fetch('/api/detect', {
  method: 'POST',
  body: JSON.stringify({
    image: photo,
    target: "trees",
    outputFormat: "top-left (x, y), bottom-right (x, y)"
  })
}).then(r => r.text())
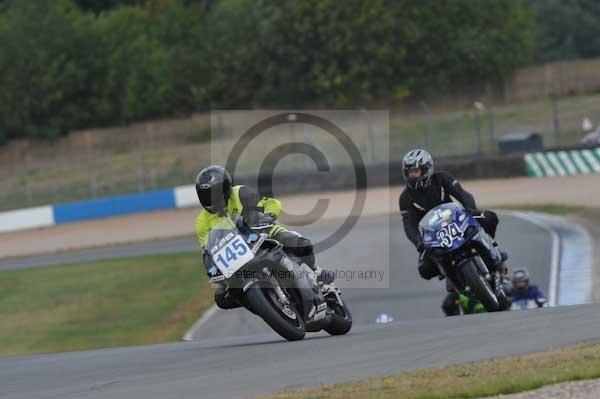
top-left (0, 0), bottom-right (97, 140)
top-left (0, 0), bottom-right (538, 142)
top-left (182, 0), bottom-right (257, 109)
top-left (73, 0), bottom-right (146, 14)
top-left (395, 0), bottom-right (534, 96)
top-left (92, 6), bottom-right (172, 124)
top-left (0, 0), bottom-right (206, 139)
top-left (180, 0), bottom-right (535, 107)
top-left (251, 0), bottom-right (406, 106)
top-left (528, 0), bottom-right (600, 62)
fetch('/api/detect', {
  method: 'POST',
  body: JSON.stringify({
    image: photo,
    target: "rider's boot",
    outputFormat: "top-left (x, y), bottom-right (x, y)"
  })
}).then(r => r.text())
top-left (441, 292), bottom-right (461, 316)
top-left (301, 253), bottom-right (336, 285)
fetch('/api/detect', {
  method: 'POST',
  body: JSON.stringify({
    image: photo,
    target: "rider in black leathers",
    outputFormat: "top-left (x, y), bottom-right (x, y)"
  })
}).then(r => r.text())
top-left (398, 149), bottom-right (507, 315)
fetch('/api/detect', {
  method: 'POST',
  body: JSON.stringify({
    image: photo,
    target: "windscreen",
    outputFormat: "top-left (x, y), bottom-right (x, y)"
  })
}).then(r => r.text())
top-left (418, 202), bottom-right (462, 233)
top-left (206, 216), bottom-right (240, 256)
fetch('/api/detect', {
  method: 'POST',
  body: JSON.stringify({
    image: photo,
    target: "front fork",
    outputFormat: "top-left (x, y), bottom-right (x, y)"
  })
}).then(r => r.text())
top-left (473, 251), bottom-right (507, 299)
top-left (475, 231), bottom-right (504, 271)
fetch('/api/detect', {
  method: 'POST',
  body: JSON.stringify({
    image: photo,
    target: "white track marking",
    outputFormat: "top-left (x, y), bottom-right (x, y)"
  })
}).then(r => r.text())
top-left (182, 305), bottom-right (219, 341)
top-left (502, 211), bottom-right (560, 307)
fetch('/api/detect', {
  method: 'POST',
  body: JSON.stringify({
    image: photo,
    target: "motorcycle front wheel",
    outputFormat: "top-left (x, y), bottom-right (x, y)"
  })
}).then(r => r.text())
top-left (461, 259), bottom-right (500, 312)
top-left (245, 282), bottom-right (306, 341)
top-left (324, 301), bottom-right (352, 336)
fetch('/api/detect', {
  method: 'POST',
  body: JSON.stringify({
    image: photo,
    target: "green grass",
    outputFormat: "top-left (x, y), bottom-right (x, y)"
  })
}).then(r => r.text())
top-left (260, 341), bottom-right (600, 399)
top-left (0, 252), bottom-right (213, 357)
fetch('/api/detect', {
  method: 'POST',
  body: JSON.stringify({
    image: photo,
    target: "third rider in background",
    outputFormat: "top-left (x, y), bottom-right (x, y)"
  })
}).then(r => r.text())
top-left (507, 268), bottom-right (547, 310)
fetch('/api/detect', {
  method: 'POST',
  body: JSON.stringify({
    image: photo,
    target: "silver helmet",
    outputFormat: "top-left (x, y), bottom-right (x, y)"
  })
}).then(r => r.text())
top-left (402, 149), bottom-right (434, 190)
top-left (511, 268), bottom-right (530, 285)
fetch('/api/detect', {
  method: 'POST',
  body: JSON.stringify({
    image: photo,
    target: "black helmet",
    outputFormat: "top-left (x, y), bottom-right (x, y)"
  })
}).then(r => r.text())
top-left (511, 268), bottom-right (530, 293)
top-left (402, 149), bottom-right (434, 190)
top-left (195, 165), bottom-right (232, 214)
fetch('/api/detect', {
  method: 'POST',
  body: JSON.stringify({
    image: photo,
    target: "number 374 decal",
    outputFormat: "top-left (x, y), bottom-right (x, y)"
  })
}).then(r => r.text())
top-left (436, 223), bottom-right (463, 247)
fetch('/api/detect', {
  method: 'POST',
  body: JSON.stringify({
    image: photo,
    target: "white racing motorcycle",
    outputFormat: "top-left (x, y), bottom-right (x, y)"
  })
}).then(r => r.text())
top-left (205, 215), bottom-right (352, 341)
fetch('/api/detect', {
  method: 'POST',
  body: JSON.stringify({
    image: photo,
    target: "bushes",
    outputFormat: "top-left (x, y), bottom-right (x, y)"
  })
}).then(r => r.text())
top-left (398, 0), bottom-right (534, 95)
top-left (527, 0), bottom-right (600, 62)
top-left (172, 0), bottom-right (534, 108)
top-left (0, 0), bottom-right (205, 140)
top-left (251, 0), bottom-right (407, 106)
top-left (92, 6), bottom-right (171, 123)
top-left (0, 0), bottom-right (98, 140)
top-left (0, 0), bottom-right (536, 142)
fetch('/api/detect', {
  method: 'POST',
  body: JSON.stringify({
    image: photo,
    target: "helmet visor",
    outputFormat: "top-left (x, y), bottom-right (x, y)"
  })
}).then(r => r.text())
top-left (197, 187), bottom-right (226, 214)
top-left (408, 167), bottom-right (422, 178)
top-left (514, 280), bottom-right (528, 289)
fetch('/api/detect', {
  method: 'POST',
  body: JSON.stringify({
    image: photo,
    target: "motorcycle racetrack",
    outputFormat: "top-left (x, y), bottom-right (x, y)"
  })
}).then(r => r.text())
top-left (1, 214), bottom-right (598, 399)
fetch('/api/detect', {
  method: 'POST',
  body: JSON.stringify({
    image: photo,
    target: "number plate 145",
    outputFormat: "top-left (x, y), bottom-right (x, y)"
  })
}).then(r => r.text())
top-left (212, 235), bottom-right (255, 278)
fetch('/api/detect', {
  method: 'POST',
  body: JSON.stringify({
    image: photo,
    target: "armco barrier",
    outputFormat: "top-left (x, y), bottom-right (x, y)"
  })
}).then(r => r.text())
top-left (0, 189), bottom-right (185, 234)
top-left (0, 154), bottom-right (527, 234)
top-left (53, 189), bottom-right (175, 224)
top-left (0, 206), bottom-right (55, 234)
top-left (525, 147), bottom-right (600, 177)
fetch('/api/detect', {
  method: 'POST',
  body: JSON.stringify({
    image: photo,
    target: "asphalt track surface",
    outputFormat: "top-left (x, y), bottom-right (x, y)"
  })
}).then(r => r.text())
top-left (2, 215), bottom-right (595, 399)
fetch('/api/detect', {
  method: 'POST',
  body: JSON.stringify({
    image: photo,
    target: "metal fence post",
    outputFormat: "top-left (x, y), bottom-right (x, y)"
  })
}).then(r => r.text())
top-left (90, 174), bottom-right (97, 199)
top-left (551, 95), bottom-right (561, 146)
top-left (361, 109), bottom-right (377, 164)
top-left (150, 168), bottom-right (157, 190)
top-left (137, 152), bottom-right (145, 193)
top-left (420, 102), bottom-right (433, 150)
top-left (487, 105), bottom-right (496, 153)
top-left (25, 180), bottom-right (33, 206)
top-left (488, 109), bottom-right (495, 153)
top-left (485, 86), bottom-right (496, 153)
top-left (473, 105), bottom-right (483, 156)
top-left (24, 153), bottom-right (33, 206)
top-left (477, 115), bottom-right (482, 156)
top-left (84, 131), bottom-right (98, 199)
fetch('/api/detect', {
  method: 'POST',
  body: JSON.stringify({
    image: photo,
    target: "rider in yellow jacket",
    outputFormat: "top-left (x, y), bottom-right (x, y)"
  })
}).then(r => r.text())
top-left (195, 184), bottom-right (285, 249)
top-left (195, 165), bottom-right (334, 309)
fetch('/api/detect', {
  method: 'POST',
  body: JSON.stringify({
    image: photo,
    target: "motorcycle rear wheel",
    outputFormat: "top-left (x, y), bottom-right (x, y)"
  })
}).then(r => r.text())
top-left (324, 301), bottom-right (352, 336)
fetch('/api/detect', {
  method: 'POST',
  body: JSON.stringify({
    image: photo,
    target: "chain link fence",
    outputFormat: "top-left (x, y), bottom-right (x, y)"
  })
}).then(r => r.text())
top-left (1, 92), bottom-right (599, 212)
